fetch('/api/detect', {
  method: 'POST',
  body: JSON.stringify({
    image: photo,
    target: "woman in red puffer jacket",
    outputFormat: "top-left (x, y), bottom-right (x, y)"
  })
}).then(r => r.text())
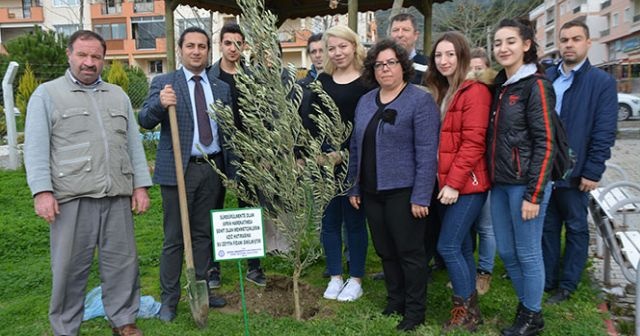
top-left (424, 31), bottom-right (491, 333)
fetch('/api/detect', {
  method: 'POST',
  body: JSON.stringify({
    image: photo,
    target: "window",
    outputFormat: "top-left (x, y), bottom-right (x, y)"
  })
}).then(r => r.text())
top-left (53, 0), bottom-right (79, 6)
top-left (149, 60), bottom-right (163, 74)
top-left (177, 18), bottom-right (211, 35)
top-left (625, 8), bottom-right (632, 22)
top-left (132, 16), bottom-right (165, 49)
top-left (55, 24), bottom-right (80, 37)
top-left (613, 13), bottom-right (619, 27)
top-left (94, 23), bottom-right (127, 40)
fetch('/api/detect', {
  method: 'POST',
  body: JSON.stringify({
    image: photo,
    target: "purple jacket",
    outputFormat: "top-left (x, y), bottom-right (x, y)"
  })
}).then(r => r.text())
top-left (348, 84), bottom-right (440, 206)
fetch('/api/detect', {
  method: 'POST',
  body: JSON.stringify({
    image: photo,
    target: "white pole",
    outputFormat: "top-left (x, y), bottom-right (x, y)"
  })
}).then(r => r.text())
top-left (2, 61), bottom-right (20, 170)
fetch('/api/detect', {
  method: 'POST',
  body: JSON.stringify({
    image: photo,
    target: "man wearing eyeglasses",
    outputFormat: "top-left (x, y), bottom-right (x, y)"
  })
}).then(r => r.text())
top-left (207, 22), bottom-right (268, 289)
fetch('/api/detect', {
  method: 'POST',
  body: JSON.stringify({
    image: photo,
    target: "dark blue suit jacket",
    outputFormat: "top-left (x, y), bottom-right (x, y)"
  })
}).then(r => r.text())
top-left (138, 68), bottom-right (232, 186)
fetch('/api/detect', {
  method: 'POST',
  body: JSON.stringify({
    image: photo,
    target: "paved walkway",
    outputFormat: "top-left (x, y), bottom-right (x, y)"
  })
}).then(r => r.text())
top-left (589, 138), bottom-right (640, 328)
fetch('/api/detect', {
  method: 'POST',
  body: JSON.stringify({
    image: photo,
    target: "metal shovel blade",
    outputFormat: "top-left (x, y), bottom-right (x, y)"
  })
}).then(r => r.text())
top-left (185, 268), bottom-right (209, 328)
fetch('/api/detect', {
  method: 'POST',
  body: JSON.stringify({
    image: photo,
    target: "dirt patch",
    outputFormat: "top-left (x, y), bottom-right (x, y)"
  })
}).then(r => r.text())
top-left (219, 275), bottom-right (331, 320)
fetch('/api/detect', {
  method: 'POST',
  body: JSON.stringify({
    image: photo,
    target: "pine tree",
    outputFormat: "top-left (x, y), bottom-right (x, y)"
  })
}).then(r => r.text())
top-left (15, 62), bottom-right (40, 129)
top-left (0, 26), bottom-right (68, 83)
top-left (106, 60), bottom-right (129, 92)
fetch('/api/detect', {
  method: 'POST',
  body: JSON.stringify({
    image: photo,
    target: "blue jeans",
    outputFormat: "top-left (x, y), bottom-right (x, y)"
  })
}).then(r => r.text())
top-left (491, 183), bottom-right (552, 312)
top-left (542, 187), bottom-right (590, 292)
top-left (321, 195), bottom-right (367, 277)
top-left (474, 196), bottom-right (496, 273)
top-left (438, 192), bottom-right (487, 299)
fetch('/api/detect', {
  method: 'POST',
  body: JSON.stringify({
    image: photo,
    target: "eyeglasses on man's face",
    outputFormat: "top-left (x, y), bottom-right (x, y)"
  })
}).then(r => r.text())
top-left (374, 59), bottom-right (400, 70)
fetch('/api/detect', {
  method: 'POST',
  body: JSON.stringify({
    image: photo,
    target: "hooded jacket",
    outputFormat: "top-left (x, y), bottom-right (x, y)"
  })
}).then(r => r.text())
top-left (437, 70), bottom-right (494, 195)
top-left (487, 64), bottom-right (556, 204)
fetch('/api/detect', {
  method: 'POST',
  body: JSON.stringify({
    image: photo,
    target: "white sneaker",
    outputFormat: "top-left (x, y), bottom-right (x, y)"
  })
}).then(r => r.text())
top-left (323, 278), bottom-right (344, 300)
top-left (337, 278), bottom-right (363, 302)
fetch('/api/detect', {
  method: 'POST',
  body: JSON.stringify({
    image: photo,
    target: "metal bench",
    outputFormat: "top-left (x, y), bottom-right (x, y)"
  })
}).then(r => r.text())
top-left (589, 163), bottom-right (640, 335)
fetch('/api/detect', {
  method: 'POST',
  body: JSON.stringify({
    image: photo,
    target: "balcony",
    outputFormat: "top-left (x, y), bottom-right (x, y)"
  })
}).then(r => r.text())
top-left (102, 3), bottom-right (122, 15)
top-left (91, 1), bottom-right (164, 19)
top-left (134, 2), bottom-right (154, 13)
top-left (601, 28), bottom-right (610, 37)
top-left (601, 0), bottom-right (611, 10)
top-left (0, 6), bottom-right (44, 24)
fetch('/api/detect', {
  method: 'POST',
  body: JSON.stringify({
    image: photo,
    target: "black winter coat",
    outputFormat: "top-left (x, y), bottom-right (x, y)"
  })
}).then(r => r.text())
top-left (487, 69), bottom-right (557, 204)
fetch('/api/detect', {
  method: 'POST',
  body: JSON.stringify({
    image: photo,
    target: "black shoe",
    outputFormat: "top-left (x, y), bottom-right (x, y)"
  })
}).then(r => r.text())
top-left (209, 293), bottom-right (227, 308)
top-left (208, 267), bottom-right (221, 289)
top-left (158, 304), bottom-right (176, 322)
top-left (396, 318), bottom-right (424, 332)
top-left (371, 272), bottom-right (385, 281)
top-left (246, 268), bottom-right (266, 287)
top-left (546, 288), bottom-right (571, 305)
top-left (501, 306), bottom-right (544, 336)
top-left (381, 306), bottom-right (404, 317)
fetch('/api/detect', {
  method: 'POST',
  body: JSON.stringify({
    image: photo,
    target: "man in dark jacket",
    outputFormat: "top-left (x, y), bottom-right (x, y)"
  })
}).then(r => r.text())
top-left (389, 13), bottom-right (428, 84)
top-left (299, 33), bottom-right (324, 86)
top-left (543, 20), bottom-right (618, 304)
top-left (207, 22), bottom-right (267, 288)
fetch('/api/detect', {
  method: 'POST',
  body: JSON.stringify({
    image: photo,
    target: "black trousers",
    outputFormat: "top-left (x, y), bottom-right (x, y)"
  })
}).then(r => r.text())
top-left (159, 154), bottom-right (224, 308)
top-left (363, 188), bottom-right (428, 322)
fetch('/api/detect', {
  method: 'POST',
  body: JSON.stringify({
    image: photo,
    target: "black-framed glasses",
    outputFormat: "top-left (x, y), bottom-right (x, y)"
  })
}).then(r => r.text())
top-left (374, 59), bottom-right (400, 70)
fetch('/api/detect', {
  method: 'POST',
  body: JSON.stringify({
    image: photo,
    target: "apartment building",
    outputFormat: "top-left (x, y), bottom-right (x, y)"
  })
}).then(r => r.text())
top-left (529, 0), bottom-right (607, 64)
top-left (529, 0), bottom-right (640, 91)
top-left (0, 0), bottom-right (44, 43)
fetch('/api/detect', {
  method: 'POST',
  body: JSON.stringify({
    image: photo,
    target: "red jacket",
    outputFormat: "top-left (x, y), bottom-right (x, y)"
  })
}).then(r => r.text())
top-left (437, 74), bottom-right (492, 195)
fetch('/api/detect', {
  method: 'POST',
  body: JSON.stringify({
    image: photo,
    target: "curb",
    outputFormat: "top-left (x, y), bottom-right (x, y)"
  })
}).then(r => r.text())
top-left (599, 302), bottom-right (619, 336)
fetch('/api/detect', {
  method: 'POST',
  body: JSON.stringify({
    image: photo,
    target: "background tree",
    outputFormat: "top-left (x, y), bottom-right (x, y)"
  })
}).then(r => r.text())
top-left (15, 62), bottom-right (40, 130)
top-left (124, 66), bottom-right (149, 109)
top-left (433, 0), bottom-right (543, 51)
top-left (209, 0), bottom-right (350, 321)
top-left (0, 26), bottom-right (68, 84)
top-left (105, 60), bottom-right (129, 92)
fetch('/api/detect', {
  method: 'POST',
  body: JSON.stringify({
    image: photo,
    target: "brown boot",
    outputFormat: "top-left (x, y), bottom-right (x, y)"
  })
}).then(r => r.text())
top-left (442, 294), bottom-right (482, 333)
top-left (476, 271), bottom-right (492, 295)
top-left (467, 290), bottom-right (483, 327)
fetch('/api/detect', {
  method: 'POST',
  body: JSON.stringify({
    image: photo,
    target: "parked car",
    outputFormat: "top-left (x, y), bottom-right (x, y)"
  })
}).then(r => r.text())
top-left (617, 93), bottom-right (640, 121)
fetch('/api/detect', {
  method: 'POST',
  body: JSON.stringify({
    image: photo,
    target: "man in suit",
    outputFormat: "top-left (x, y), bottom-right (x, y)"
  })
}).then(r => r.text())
top-left (138, 26), bottom-right (230, 322)
top-left (389, 13), bottom-right (428, 84)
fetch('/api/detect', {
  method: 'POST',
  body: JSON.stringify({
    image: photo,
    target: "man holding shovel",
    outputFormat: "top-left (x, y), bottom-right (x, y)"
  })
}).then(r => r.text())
top-left (25, 30), bottom-right (151, 336)
top-left (139, 27), bottom-right (230, 323)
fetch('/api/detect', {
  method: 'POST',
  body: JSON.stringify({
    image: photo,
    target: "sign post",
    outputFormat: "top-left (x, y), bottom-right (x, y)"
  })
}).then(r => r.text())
top-left (211, 208), bottom-right (265, 336)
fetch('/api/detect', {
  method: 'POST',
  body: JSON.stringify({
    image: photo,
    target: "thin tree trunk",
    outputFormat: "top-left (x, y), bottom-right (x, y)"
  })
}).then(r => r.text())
top-left (293, 268), bottom-right (302, 321)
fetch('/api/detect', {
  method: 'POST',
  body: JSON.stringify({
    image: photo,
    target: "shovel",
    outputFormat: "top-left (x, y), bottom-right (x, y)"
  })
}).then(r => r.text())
top-left (167, 105), bottom-right (209, 328)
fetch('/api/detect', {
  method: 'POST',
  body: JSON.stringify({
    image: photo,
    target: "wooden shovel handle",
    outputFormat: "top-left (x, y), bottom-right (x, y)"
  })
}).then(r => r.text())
top-left (167, 105), bottom-right (196, 270)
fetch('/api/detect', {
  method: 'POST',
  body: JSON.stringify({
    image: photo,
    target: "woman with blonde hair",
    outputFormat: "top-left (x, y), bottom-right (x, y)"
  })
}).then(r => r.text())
top-left (315, 25), bottom-right (370, 302)
top-left (424, 31), bottom-right (491, 333)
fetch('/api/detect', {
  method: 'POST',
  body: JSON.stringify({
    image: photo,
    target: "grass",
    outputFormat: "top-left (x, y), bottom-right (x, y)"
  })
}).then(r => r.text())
top-left (0, 168), bottom-right (610, 335)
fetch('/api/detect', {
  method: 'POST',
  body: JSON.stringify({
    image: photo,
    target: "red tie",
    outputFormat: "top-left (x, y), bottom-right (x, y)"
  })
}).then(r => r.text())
top-left (193, 75), bottom-right (213, 146)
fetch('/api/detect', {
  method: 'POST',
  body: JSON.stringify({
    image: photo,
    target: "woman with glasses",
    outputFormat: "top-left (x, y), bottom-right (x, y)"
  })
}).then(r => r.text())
top-left (348, 39), bottom-right (439, 332)
top-left (424, 31), bottom-right (491, 332)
